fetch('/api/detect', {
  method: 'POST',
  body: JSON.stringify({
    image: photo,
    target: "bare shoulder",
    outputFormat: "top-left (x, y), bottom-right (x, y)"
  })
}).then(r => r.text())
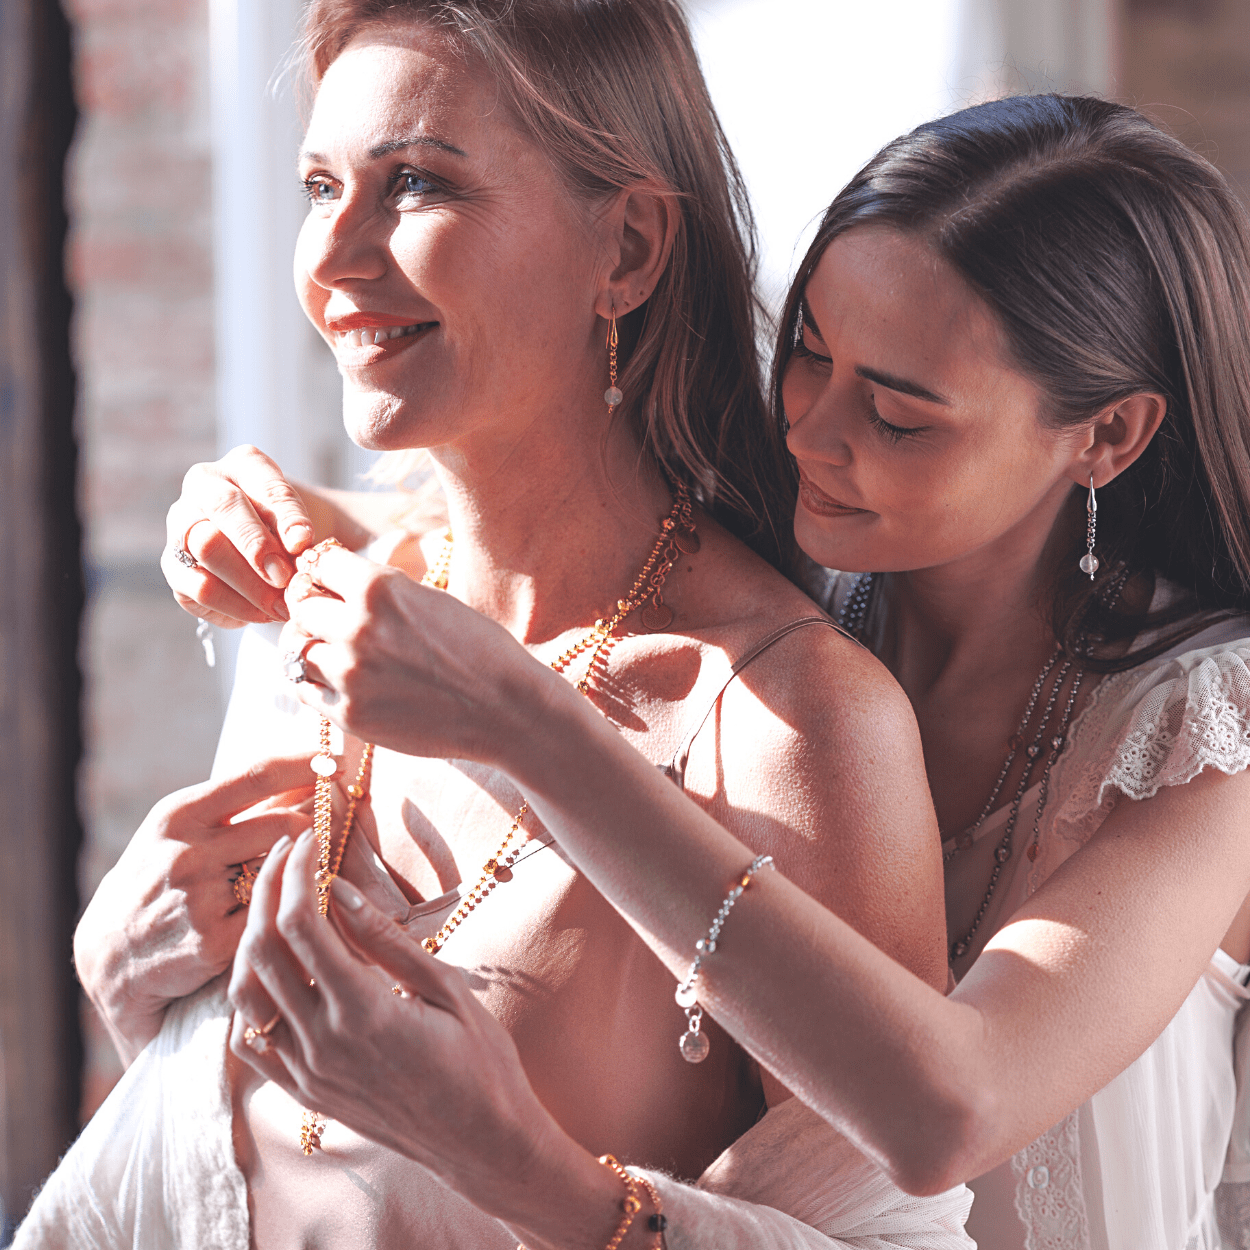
top-left (678, 535), bottom-right (946, 987)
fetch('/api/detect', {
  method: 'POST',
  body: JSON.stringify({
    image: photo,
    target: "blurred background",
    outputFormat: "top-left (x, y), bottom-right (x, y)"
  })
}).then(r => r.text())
top-left (1, 0), bottom-right (1248, 1235)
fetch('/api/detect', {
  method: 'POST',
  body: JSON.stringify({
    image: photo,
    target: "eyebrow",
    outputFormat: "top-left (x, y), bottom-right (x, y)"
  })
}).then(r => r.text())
top-left (300, 135), bottom-right (469, 163)
top-left (800, 296), bottom-right (952, 407)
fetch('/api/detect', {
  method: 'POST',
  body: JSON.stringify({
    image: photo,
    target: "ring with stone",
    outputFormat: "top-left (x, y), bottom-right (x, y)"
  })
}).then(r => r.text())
top-left (283, 638), bottom-right (320, 684)
top-left (232, 861), bottom-right (258, 907)
top-left (242, 1012), bottom-right (282, 1049)
top-left (173, 517), bottom-right (211, 570)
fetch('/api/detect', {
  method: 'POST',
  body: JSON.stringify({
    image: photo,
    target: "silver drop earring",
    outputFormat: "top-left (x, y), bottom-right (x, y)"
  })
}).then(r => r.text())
top-left (1080, 475), bottom-right (1099, 579)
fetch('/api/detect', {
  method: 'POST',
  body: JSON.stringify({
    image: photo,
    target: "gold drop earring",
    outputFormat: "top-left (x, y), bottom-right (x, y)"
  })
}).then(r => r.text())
top-left (604, 306), bottom-right (623, 415)
top-left (1080, 474), bottom-right (1099, 579)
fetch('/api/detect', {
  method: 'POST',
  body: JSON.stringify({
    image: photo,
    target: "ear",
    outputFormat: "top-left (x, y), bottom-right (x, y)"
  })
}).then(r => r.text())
top-left (593, 186), bottom-right (678, 320)
top-left (1070, 392), bottom-right (1168, 490)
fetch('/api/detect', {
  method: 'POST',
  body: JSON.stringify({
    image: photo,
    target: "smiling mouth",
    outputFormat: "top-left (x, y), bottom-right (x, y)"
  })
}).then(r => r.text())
top-left (797, 468), bottom-right (869, 518)
top-left (334, 322), bottom-right (435, 349)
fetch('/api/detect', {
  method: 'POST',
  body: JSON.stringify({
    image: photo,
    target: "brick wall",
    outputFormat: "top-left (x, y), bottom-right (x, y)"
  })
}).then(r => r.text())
top-left (66, 0), bottom-right (223, 1119)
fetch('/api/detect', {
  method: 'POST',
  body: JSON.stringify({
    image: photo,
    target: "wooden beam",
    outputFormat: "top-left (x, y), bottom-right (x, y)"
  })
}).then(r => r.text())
top-left (0, 0), bottom-right (83, 1229)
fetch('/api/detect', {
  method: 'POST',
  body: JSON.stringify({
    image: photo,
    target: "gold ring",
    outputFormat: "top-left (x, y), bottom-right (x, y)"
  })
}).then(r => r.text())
top-left (242, 1012), bottom-right (282, 1047)
top-left (296, 536), bottom-right (343, 583)
top-left (232, 861), bottom-right (258, 907)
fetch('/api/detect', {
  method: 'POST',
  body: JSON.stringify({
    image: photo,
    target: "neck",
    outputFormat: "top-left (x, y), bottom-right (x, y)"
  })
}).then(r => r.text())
top-left (881, 482), bottom-right (1081, 701)
top-left (428, 411), bottom-right (674, 644)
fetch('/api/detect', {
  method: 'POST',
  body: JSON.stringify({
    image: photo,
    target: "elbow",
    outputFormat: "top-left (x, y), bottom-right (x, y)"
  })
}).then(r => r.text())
top-left (880, 1071), bottom-right (1002, 1197)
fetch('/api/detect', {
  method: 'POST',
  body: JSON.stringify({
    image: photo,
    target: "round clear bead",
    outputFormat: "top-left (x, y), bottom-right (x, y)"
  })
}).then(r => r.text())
top-left (1079, 552), bottom-right (1099, 576)
top-left (680, 1029), bottom-right (711, 1063)
top-left (310, 753), bottom-right (338, 777)
top-left (675, 983), bottom-right (699, 1008)
top-left (604, 386), bottom-right (624, 407)
top-left (695, 937), bottom-right (716, 954)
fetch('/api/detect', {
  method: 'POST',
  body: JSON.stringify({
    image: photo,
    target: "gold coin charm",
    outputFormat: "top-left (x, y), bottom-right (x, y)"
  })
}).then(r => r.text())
top-left (674, 527), bottom-right (700, 554)
top-left (640, 602), bottom-right (674, 632)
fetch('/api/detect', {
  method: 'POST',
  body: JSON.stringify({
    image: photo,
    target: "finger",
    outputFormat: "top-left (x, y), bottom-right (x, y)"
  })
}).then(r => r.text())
top-left (285, 579), bottom-right (355, 645)
top-left (228, 1009), bottom-right (304, 1094)
top-left (273, 828), bottom-right (367, 1004)
top-left (187, 755), bottom-right (323, 824)
top-left (220, 445), bottom-right (316, 557)
top-left (217, 809), bottom-right (311, 869)
top-left (181, 511), bottom-right (290, 621)
top-left (294, 543), bottom-right (389, 601)
top-left (184, 456), bottom-right (297, 590)
top-left (229, 835), bottom-right (318, 1044)
top-left (330, 878), bottom-right (465, 1014)
top-left (161, 543), bottom-right (275, 626)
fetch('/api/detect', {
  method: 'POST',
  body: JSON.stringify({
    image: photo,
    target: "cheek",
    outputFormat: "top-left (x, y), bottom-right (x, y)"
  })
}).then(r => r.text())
top-left (294, 222), bottom-right (328, 328)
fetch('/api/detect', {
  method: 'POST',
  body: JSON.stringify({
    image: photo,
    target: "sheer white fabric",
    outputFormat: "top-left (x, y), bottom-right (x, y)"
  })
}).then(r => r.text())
top-left (16, 618), bottom-right (975, 1248)
top-left (820, 570), bottom-right (1250, 1250)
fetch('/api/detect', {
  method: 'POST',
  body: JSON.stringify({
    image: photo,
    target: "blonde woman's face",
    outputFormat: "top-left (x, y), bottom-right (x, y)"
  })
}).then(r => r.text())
top-left (295, 24), bottom-right (604, 453)
top-left (783, 226), bottom-right (1081, 575)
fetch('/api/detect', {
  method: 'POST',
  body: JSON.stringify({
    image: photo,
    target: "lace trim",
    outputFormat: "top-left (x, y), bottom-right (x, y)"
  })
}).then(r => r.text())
top-left (1027, 641), bottom-right (1250, 897)
top-left (1010, 1112), bottom-right (1092, 1250)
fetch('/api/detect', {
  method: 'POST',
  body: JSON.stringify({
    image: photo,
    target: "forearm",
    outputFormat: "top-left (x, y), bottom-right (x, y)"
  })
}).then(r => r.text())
top-left (503, 683), bottom-right (986, 1193)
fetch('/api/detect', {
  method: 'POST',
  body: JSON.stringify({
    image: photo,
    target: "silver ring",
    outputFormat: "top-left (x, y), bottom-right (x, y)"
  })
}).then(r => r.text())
top-left (174, 546), bottom-right (198, 569)
top-left (283, 638), bottom-right (319, 684)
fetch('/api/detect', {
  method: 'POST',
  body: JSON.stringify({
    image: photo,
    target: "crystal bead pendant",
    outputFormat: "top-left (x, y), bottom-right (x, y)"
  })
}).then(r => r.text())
top-left (679, 1028), bottom-right (710, 1063)
top-left (1079, 553), bottom-right (1099, 576)
top-left (604, 386), bottom-right (624, 407)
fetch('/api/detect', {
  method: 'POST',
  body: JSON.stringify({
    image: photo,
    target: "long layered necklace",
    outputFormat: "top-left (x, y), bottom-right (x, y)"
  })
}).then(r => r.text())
top-left (296, 487), bottom-right (698, 1152)
top-left (838, 572), bottom-right (1106, 964)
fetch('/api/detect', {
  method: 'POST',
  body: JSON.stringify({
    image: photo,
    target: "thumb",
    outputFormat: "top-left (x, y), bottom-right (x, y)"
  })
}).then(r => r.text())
top-left (330, 878), bottom-right (464, 1014)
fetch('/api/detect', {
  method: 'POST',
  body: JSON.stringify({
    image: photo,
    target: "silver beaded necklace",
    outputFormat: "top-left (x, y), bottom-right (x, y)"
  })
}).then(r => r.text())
top-left (837, 572), bottom-right (1091, 964)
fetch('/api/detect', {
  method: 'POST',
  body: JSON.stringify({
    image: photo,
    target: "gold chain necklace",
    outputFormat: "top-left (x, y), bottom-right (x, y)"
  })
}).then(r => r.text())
top-left (421, 484), bottom-right (697, 956)
top-left (297, 487), bottom-right (698, 1150)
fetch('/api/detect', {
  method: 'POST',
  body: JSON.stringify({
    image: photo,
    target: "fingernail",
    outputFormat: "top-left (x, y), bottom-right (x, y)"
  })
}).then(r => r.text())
top-left (332, 878), bottom-right (365, 910)
top-left (263, 556), bottom-right (290, 588)
top-left (271, 599), bottom-right (290, 622)
top-left (286, 523), bottom-right (314, 548)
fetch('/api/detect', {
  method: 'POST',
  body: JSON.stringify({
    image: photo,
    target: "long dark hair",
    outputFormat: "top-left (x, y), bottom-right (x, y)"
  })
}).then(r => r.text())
top-left (301, 0), bottom-right (796, 570)
top-left (774, 94), bottom-right (1250, 668)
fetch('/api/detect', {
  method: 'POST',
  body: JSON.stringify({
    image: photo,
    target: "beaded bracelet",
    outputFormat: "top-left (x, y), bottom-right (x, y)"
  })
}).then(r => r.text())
top-left (675, 854), bottom-right (775, 1063)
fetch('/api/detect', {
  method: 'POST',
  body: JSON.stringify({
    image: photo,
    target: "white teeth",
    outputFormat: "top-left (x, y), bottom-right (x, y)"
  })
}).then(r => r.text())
top-left (336, 323), bottom-right (425, 348)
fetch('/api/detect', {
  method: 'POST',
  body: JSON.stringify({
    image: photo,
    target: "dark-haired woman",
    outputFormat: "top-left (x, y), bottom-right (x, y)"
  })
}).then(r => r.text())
top-left (26, 2), bottom-right (978, 1249)
top-left (149, 96), bottom-right (1250, 1248)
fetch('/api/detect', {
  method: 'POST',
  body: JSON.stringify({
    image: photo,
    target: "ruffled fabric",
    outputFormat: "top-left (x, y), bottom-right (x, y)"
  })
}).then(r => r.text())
top-left (1030, 638), bottom-right (1250, 895)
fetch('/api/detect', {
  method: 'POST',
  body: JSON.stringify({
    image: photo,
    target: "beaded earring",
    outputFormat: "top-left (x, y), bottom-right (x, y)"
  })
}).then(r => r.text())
top-left (1080, 474), bottom-right (1099, 579)
top-left (604, 307), bottom-right (623, 415)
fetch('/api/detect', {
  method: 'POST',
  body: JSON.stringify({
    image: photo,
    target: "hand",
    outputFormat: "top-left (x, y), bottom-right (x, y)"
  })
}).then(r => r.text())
top-left (279, 542), bottom-right (556, 768)
top-left (75, 756), bottom-right (316, 1065)
top-left (162, 444), bottom-right (316, 628)
top-left (228, 832), bottom-right (573, 1217)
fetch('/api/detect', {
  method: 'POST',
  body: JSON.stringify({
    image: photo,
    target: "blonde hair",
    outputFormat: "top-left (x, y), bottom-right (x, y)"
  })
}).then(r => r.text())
top-left (301, 0), bottom-right (797, 569)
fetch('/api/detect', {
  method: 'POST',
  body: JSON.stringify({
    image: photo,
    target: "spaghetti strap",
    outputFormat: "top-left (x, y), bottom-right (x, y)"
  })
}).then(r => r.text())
top-left (663, 616), bottom-right (858, 790)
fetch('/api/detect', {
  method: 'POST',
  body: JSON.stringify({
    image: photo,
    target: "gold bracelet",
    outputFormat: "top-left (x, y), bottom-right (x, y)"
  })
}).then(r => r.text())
top-left (629, 1171), bottom-right (667, 1247)
top-left (600, 1154), bottom-right (643, 1250)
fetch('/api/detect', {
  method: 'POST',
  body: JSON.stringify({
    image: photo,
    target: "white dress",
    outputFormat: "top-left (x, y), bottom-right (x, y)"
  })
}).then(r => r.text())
top-left (822, 572), bottom-right (1250, 1250)
top-left (15, 620), bottom-right (975, 1250)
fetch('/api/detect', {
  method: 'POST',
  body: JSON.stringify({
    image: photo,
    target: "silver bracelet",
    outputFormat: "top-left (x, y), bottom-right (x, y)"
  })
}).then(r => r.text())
top-left (674, 853), bottom-right (774, 1064)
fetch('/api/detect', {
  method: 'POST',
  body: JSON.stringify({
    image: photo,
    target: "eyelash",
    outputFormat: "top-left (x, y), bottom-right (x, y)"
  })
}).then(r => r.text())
top-left (790, 341), bottom-right (922, 444)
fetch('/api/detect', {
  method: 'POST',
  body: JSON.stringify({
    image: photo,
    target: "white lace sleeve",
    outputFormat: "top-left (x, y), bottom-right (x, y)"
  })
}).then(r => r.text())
top-left (1033, 637), bottom-right (1250, 887)
top-left (636, 1097), bottom-right (974, 1250)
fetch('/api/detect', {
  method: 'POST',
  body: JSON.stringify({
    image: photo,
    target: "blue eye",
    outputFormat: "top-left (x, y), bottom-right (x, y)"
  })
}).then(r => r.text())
top-left (301, 176), bottom-right (339, 205)
top-left (394, 170), bottom-right (438, 201)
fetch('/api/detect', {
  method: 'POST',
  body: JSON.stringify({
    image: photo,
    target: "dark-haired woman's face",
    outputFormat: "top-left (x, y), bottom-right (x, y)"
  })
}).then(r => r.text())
top-left (783, 227), bottom-right (1082, 575)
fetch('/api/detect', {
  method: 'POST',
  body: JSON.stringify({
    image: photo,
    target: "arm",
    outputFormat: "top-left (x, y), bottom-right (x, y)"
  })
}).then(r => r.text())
top-left (507, 675), bottom-right (1250, 1193)
top-left (276, 544), bottom-right (1250, 1194)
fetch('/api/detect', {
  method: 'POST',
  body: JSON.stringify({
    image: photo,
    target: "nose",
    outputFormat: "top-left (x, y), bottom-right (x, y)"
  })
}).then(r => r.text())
top-left (298, 190), bottom-right (390, 292)
top-left (784, 373), bottom-right (854, 468)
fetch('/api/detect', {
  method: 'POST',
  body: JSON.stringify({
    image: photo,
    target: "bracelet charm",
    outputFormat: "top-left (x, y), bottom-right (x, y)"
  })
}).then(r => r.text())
top-left (675, 854), bottom-right (774, 1063)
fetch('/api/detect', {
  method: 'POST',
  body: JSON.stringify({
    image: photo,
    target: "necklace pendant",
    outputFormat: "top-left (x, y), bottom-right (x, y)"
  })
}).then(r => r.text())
top-left (674, 526), bottom-right (700, 555)
top-left (641, 601), bottom-right (674, 632)
top-left (310, 752), bottom-right (337, 777)
top-left (1007, 733), bottom-right (1025, 752)
top-left (1027, 841), bottom-right (1040, 862)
